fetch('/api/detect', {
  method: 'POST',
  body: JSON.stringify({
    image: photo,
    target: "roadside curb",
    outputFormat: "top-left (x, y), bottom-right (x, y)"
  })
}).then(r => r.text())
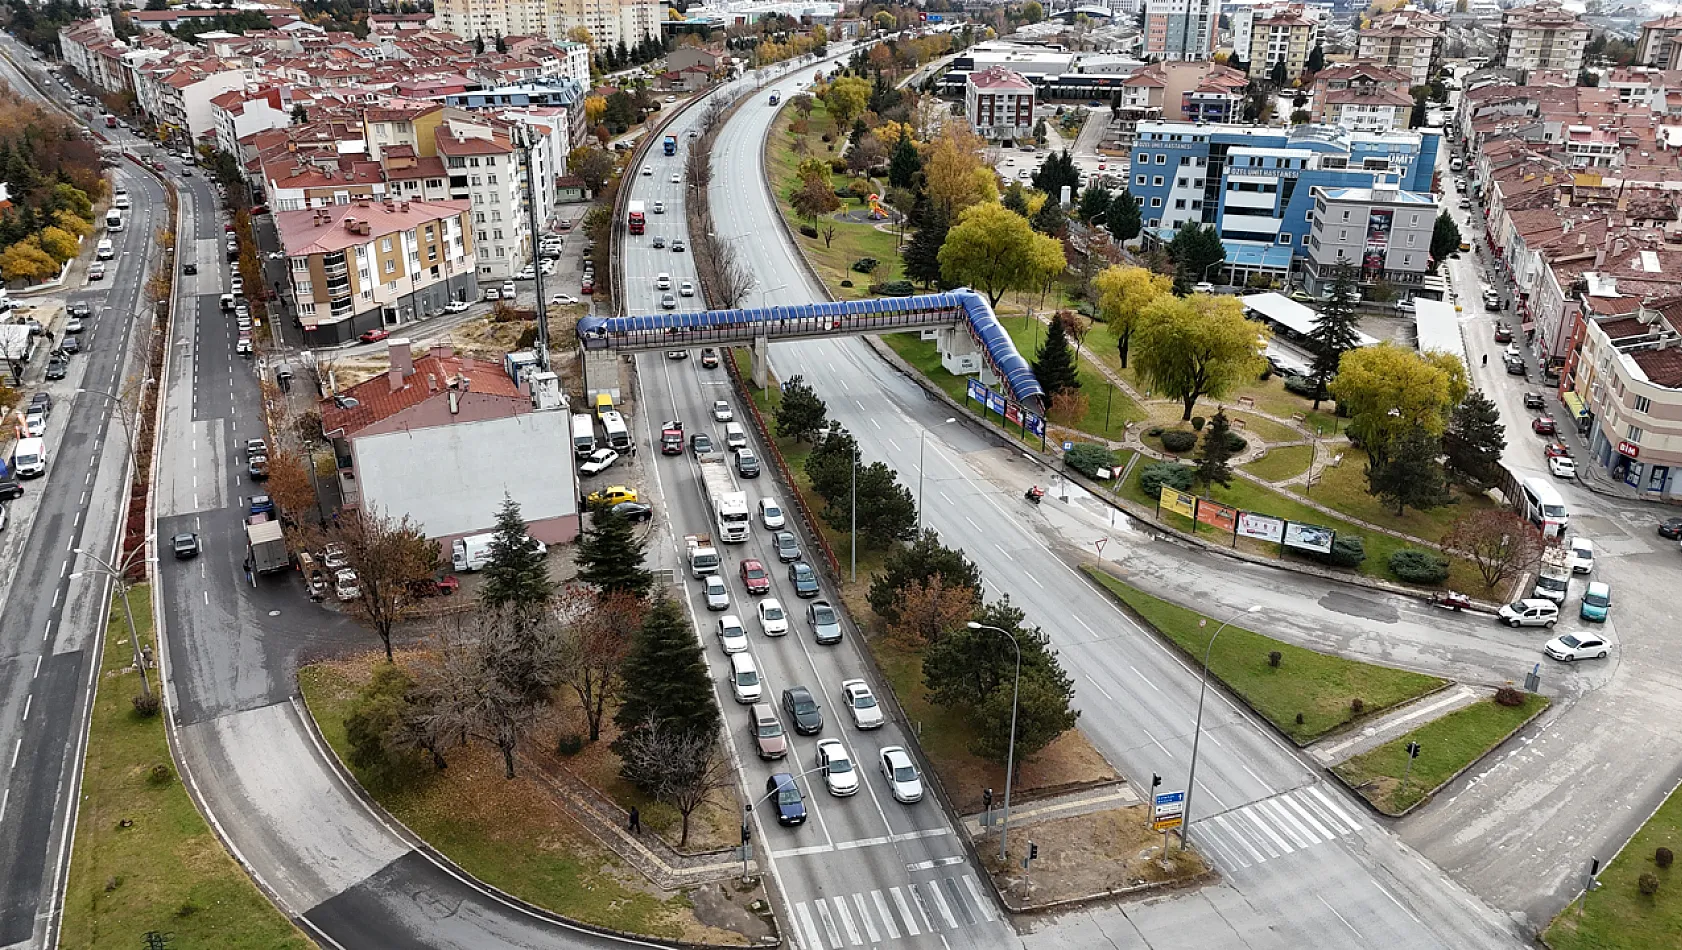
top-left (1328, 694), bottom-right (1553, 821)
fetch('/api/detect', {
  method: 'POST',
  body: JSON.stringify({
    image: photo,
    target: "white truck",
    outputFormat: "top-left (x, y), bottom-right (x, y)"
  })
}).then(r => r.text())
top-left (698, 455), bottom-right (750, 542)
top-left (246, 518), bottom-right (289, 574)
top-left (686, 534), bottom-right (720, 577)
top-left (1533, 545), bottom-right (1571, 603)
top-left (452, 531), bottom-right (548, 572)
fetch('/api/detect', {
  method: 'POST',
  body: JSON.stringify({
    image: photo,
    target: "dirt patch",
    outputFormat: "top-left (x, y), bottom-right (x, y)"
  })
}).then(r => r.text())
top-left (977, 806), bottom-right (1207, 908)
top-left (684, 879), bottom-right (777, 946)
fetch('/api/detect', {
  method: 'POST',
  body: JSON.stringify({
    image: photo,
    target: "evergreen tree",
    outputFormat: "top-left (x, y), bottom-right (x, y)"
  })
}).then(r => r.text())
top-left (1031, 148), bottom-right (1080, 198)
top-left (1307, 267), bottom-right (1362, 408)
top-left (1305, 42), bottom-right (1325, 76)
top-left (901, 204), bottom-right (950, 287)
top-left (495, 33), bottom-right (508, 53)
top-left (1430, 211), bottom-right (1462, 267)
top-left (291, 103), bottom-right (308, 125)
top-left (867, 528), bottom-right (983, 623)
top-left (574, 510), bottom-right (653, 598)
top-left (478, 495), bottom-right (553, 611)
top-left (1030, 195), bottom-right (1067, 237)
top-left (1442, 390), bottom-right (1507, 490)
top-left (1269, 59), bottom-right (1287, 86)
top-left (1193, 409), bottom-right (1237, 494)
top-left (1105, 188), bottom-right (1141, 240)
top-left (1032, 315), bottom-right (1081, 397)
top-left (1367, 429), bottom-right (1449, 516)
top-left (1001, 182), bottom-right (1031, 217)
top-left (613, 599), bottom-right (719, 748)
top-left (1076, 185), bottom-right (1111, 224)
top-left (474, 34), bottom-right (484, 55)
top-left (887, 128), bottom-right (921, 189)
top-left (616, 38), bottom-right (629, 65)
top-left (1167, 221), bottom-right (1224, 294)
top-left (774, 374), bottom-right (829, 442)
top-left (804, 424), bottom-right (860, 509)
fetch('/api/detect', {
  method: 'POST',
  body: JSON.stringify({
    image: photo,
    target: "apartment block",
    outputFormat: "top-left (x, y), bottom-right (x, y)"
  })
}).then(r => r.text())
top-left (1496, 0), bottom-right (1590, 76)
top-left (1301, 184), bottom-right (1438, 295)
top-left (1242, 6), bottom-right (1322, 83)
top-left (1309, 63), bottom-right (1413, 133)
top-left (1355, 10), bottom-right (1443, 87)
top-left (1637, 15), bottom-right (1682, 70)
top-left (1143, 0), bottom-right (1220, 62)
top-left (964, 66), bottom-right (1035, 143)
top-left (1569, 296), bottom-right (1682, 499)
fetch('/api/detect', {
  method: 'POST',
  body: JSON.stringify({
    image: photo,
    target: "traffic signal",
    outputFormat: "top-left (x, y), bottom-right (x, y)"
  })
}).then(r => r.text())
top-left (1152, 773), bottom-right (1162, 789)
top-left (1028, 842), bottom-right (1039, 861)
top-left (983, 788), bottom-right (994, 810)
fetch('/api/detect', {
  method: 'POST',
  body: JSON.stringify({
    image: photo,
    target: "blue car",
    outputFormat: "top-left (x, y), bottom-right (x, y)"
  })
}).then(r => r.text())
top-left (1580, 582), bottom-right (1611, 622)
top-left (250, 494), bottom-right (275, 516)
top-left (767, 772), bottom-right (806, 826)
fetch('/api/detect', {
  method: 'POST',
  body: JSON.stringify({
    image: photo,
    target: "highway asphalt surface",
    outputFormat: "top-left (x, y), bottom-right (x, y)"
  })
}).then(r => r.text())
top-left (694, 67), bottom-right (1532, 950)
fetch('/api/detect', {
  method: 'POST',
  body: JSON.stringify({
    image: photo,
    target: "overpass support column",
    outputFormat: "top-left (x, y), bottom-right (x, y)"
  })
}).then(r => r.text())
top-left (582, 348), bottom-right (622, 402)
top-left (750, 334), bottom-right (770, 390)
top-left (935, 322), bottom-right (999, 388)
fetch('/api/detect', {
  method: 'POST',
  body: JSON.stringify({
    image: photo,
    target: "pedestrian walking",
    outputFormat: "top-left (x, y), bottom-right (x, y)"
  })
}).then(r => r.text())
top-left (1482, 353), bottom-right (1488, 366)
top-left (628, 807), bottom-right (641, 834)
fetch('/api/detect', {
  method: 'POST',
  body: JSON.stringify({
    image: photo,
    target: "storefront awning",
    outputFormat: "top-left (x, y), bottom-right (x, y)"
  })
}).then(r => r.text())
top-left (1562, 391), bottom-right (1589, 421)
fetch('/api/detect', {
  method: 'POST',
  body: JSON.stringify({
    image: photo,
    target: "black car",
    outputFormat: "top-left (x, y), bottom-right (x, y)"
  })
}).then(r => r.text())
top-left (788, 561), bottom-right (820, 598)
top-left (59, 336), bottom-right (80, 354)
top-left (690, 433), bottom-right (713, 455)
top-left (1504, 357), bottom-right (1526, 376)
top-left (1660, 517), bottom-right (1682, 540)
top-left (0, 476), bottom-right (22, 500)
top-left (611, 500), bottom-right (654, 523)
top-left (171, 532), bottom-right (200, 558)
top-left (183, 261), bottom-right (197, 275)
top-left (1523, 392), bottom-right (1545, 410)
top-left (767, 773), bottom-right (806, 826)
top-left (735, 448), bottom-right (760, 478)
top-left (44, 355), bottom-right (68, 380)
top-left (29, 392), bottom-right (52, 414)
top-left (772, 530), bottom-right (801, 563)
top-left (782, 686), bottom-right (823, 735)
top-left (700, 348), bottom-right (719, 368)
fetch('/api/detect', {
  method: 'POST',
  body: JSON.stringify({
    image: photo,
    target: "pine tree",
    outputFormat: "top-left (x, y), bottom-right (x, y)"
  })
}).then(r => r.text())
top-left (775, 375), bottom-right (829, 442)
top-left (1194, 409), bottom-right (1237, 494)
top-left (1368, 429), bottom-right (1449, 516)
top-left (613, 598), bottom-right (719, 744)
top-left (1001, 182), bottom-right (1031, 217)
top-left (1430, 211), bottom-right (1462, 267)
top-left (1306, 42), bottom-right (1325, 76)
top-left (901, 205), bottom-right (949, 287)
top-left (478, 495), bottom-right (553, 611)
top-left (496, 33), bottom-right (508, 53)
top-left (474, 34), bottom-right (484, 55)
top-left (1442, 390), bottom-right (1507, 490)
top-left (1105, 188), bottom-right (1141, 240)
top-left (1030, 196), bottom-right (1066, 237)
top-left (574, 509), bottom-right (653, 598)
top-left (1032, 315), bottom-right (1081, 398)
top-left (1077, 185), bottom-right (1111, 224)
top-left (1307, 267), bottom-right (1362, 409)
top-left (888, 128), bottom-right (921, 189)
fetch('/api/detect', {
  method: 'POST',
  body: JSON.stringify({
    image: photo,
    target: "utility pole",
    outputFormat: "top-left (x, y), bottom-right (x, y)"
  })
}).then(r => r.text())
top-left (514, 122), bottom-right (551, 371)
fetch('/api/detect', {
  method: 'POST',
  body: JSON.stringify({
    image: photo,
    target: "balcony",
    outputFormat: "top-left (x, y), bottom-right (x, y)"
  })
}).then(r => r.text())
top-left (322, 260), bottom-right (348, 279)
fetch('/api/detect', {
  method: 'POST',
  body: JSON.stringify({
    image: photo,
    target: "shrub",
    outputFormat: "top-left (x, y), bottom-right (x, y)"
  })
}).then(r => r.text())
top-left (556, 733), bottom-right (584, 757)
top-left (132, 692), bottom-right (161, 717)
top-left (1145, 426), bottom-right (1164, 438)
top-left (1065, 442), bottom-right (1117, 478)
top-left (1225, 432), bottom-right (1248, 453)
top-left (1258, 365), bottom-right (1273, 381)
top-left (851, 257), bottom-right (879, 274)
top-left (1658, 847), bottom-right (1675, 869)
top-left (1268, 651), bottom-right (1282, 668)
top-left (1350, 697), bottom-right (1366, 716)
top-left (1191, 415), bottom-right (1206, 431)
top-left (1159, 429), bottom-right (1197, 453)
top-left (147, 763), bottom-right (175, 786)
top-left (829, 159), bottom-right (848, 175)
top-left (840, 279), bottom-right (853, 287)
top-left (1640, 872), bottom-right (1660, 896)
top-left (1316, 536), bottom-right (1367, 568)
top-left (1494, 686), bottom-right (1526, 707)
top-left (1283, 374), bottom-right (1320, 397)
top-left (1295, 712), bottom-right (1304, 725)
top-left (799, 224), bottom-right (819, 238)
top-left (821, 133), bottom-right (833, 142)
top-left (1139, 461), bottom-right (1194, 497)
top-left (1389, 549), bottom-right (1451, 584)
top-left (869, 280), bottom-right (915, 296)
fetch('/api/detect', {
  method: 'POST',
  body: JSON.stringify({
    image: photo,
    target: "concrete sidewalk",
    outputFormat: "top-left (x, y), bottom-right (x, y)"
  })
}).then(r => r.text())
top-left (1307, 683), bottom-right (1486, 766)
top-left (959, 782), bottom-right (1141, 839)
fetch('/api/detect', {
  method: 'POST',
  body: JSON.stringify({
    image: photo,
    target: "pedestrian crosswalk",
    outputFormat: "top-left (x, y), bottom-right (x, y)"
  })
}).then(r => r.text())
top-left (1192, 784), bottom-right (1367, 872)
top-left (790, 873), bottom-right (997, 949)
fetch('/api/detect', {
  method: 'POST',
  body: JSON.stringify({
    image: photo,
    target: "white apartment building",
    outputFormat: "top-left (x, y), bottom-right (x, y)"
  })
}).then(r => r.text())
top-left (136, 62), bottom-right (254, 149)
top-left (432, 0), bottom-right (661, 49)
top-left (432, 0), bottom-right (551, 43)
top-left (1496, 0), bottom-right (1590, 75)
top-left (210, 87), bottom-right (294, 158)
top-left (965, 66), bottom-right (1036, 143)
top-left (435, 116), bottom-right (554, 281)
top-left (1143, 0), bottom-right (1220, 62)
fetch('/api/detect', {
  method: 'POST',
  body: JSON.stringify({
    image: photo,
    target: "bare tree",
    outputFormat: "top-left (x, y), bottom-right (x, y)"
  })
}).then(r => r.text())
top-left (699, 94), bottom-right (732, 136)
top-left (317, 508), bottom-right (442, 661)
top-left (553, 584), bottom-right (640, 742)
top-left (0, 330), bottom-right (29, 387)
top-left (704, 233), bottom-right (758, 309)
top-left (684, 141), bottom-right (713, 190)
top-left (413, 610), bottom-right (556, 779)
top-left (618, 719), bottom-right (734, 846)
top-left (889, 577), bottom-right (979, 645)
top-left (820, 221), bottom-right (838, 249)
top-left (1442, 509), bottom-right (1546, 589)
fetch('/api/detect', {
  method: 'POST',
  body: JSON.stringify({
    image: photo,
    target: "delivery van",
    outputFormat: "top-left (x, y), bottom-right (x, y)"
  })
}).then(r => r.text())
top-left (96, 239), bottom-right (114, 260)
top-left (452, 531), bottom-right (547, 571)
top-left (571, 412), bottom-right (597, 458)
top-left (13, 437), bottom-right (46, 478)
top-left (602, 411), bottom-right (631, 450)
top-left (595, 392), bottom-right (614, 419)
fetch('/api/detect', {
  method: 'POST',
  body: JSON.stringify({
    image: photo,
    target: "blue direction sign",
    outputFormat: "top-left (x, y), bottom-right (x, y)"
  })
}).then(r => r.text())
top-left (1153, 790), bottom-right (1186, 831)
top-left (1154, 791), bottom-right (1185, 807)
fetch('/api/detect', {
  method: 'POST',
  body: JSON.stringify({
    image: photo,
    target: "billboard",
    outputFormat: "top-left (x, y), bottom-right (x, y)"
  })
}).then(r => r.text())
top-left (1363, 208), bottom-right (1393, 273)
top-left (1236, 511), bottom-right (1285, 543)
top-left (1159, 486), bottom-right (1197, 519)
top-left (1283, 522), bottom-right (1335, 554)
top-left (1195, 500), bottom-right (1238, 534)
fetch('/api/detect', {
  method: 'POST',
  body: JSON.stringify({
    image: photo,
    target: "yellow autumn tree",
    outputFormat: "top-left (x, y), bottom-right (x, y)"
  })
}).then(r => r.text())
top-left (54, 210), bottom-right (93, 237)
top-left (0, 241), bottom-right (58, 283)
top-left (584, 95), bottom-right (607, 127)
top-left (922, 127), bottom-right (996, 215)
top-left (38, 226), bottom-right (78, 263)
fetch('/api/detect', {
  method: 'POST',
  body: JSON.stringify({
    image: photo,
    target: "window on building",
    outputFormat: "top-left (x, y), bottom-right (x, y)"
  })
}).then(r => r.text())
top-left (475, 212), bottom-right (485, 223)
top-left (383, 259), bottom-right (395, 274)
top-left (380, 238), bottom-right (392, 252)
top-left (1156, 153), bottom-right (1167, 164)
top-left (290, 257), bottom-right (308, 271)
top-left (1150, 197), bottom-right (1162, 207)
top-left (471, 175), bottom-right (482, 186)
top-left (1635, 395), bottom-right (1652, 413)
top-left (1136, 174), bottom-right (1147, 186)
top-left (492, 211), bottom-right (501, 222)
top-left (1628, 424), bottom-right (1644, 442)
top-left (477, 230), bottom-right (487, 241)
top-left (1153, 176), bottom-right (1164, 186)
top-left (494, 229), bottom-right (504, 240)
top-left (1278, 234), bottom-right (1291, 245)
top-left (488, 174), bottom-right (498, 184)
top-left (1175, 199), bottom-right (1186, 209)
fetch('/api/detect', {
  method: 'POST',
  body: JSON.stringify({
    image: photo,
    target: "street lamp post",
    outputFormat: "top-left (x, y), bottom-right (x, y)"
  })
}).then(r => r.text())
top-left (72, 546), bottom-right (157, 699)
top-left (1182, 604), bottom-right (1262, 850)
top-left (966, 621), bottom-right (1022, 863)
top-left (917, 417), bottom-right (956, 534)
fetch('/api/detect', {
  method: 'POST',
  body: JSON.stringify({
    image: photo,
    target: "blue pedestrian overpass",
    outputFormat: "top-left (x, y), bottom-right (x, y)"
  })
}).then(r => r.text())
top-left (575, 288), bottom-right (1046, 410)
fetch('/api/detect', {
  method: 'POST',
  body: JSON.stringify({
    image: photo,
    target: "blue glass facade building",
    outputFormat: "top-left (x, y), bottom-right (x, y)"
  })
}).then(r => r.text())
top-left (1128, 120), bottom-right (1440, 273)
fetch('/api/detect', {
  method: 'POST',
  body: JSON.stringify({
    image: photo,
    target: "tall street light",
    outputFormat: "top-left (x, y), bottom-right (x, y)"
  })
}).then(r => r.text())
top-left (967, 620), bottom-right (1021, 863)
top-left (1182, 604), bottom-right (1262, 851)
top-left (73, 545), bottom-right (158, 699)
top-left (917, 417), bottom-right (956, 534)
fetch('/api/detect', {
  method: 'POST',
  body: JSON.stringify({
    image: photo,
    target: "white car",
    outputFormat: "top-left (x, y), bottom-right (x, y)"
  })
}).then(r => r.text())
top-left (879, 746), bottom-right (924, 803)
top-left (757, 598), bottom-right (789, 637)
top-left (1548, 455), bottom-right (1576, 479)
top-left (679, 280), bottom-right (694, 297)
top-left (641, 164), bottom-right (653, 176)
top-left (444, 299), bottom-right (470, 313)
top-left (578, 448), bottom-right (619, 476)
top-left (484, 287), bottom-right (501, 301)
top-left (729, 653), bottom-right (763, 703)
top-left (670, 174), bottom-right (680, 184)
top-left (815, 739), bottom-right (859, 796)
top-left (515, 265), bottom-right (536, 280)
top-left (1498, 598), bottom-right (1560, 628)
top-left (759, 497), bottom-right (785, 529)
top-left (712, 400), bottom-right (734, 422)
top-left (717, 614), bottom-right (749, 654)
top-left (1544, 632), bottom-right (1610, 662)
top-left (23, 410), bottom-right (46, 437)
top-left (840, 679), bottom-right (885, 729)
top-left (1567, 536), bottom-right (1595, 574)
top-left (704, 574), bottom-right (730, 611)
top-left (549, 293), bottom-right (579, 305)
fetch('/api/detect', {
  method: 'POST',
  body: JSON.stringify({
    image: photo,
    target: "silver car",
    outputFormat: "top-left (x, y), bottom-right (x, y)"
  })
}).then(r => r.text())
top-left (704, 573), bottom-right (730, 611)
top-left (808, 600), bottom-right (841, 644)
top-left (879, 746), bottom-right (923, 803)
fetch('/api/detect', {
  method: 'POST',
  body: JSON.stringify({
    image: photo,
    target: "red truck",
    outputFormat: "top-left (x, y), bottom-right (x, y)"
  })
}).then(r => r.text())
top-left (104, 114), bottom-right (116, 128)
top-left (627, 200), bottom-right (646, 235)
top-left (661, 420), bottom-right (684, 455)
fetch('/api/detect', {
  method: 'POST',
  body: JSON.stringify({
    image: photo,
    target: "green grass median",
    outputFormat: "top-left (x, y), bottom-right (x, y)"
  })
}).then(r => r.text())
top-left (1546, 778), bottom-right (1682, 950)
top-left (61, 585), bottom-right (310, 950)
top-left (1333, 692), bottom-right (1549, 815)
top-left (1084, 568), bottom-right (1446, 744)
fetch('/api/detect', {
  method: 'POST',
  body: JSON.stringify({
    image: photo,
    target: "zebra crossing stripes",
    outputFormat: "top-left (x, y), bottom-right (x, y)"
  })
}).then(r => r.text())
top-left (1194, 785), bottom-right (1367, 872)
top-left (791, 874), bottom-right (994, 949)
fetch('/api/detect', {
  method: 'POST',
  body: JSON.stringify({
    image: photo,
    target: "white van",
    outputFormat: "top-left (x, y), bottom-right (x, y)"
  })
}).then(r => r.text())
top-left (95, 239), bottom-right (114, 260)
top-left (13, 437), bottom-right (46, 478)
top-left (1520, 476), bottom-right (1569, 539)
top-left (724, 421), bottom-right (747, 449)
top-left (452, 531), bottom-right (548, 571)
top-left (601, 411), bottom-right (631, 450)
top-left (570, 412), bottom-right (597, 458)
top-left (113, 192), bottom-right (130, 210)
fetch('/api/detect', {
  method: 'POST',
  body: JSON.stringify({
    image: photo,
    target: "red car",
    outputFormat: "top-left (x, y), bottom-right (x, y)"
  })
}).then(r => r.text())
top-left (739, 558), bottom-right (771, 595)
top-left (359, 329), bottom-right (391, 344)
top-left (581, 278), bottom-right (595, 294)
top-left (1493, 324), bottom-right (1513, 343)
top-left (1544, 441), bottom-right (1572, 459)
top-left (1532, 415), bottom-right (1556, 435)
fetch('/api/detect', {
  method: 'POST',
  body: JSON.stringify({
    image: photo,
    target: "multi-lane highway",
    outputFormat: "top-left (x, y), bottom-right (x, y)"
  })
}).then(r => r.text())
top-left (693, 68), bottom-right (1533, 950)
top-left (0, 40), bottom-right (169, 949)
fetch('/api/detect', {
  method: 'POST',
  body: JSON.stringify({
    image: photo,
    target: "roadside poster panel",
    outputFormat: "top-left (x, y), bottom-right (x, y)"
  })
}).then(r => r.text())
top-left (1236, 512), bottom-right (1285, 543)
top-left (1159, 486), bottom-right (1197, 519)
top-left (1283, 521), bottom-right (1335, 554)
top-left (1195, 500), bottom-right (1238, 534)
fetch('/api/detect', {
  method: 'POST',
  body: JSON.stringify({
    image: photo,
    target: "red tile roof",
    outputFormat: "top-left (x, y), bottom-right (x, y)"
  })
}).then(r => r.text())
top-left (1599, 317), bottom-right (1650, 340)
top-left (276, 199), bottom-right (469, 256)
top-left (321, 351), bottom-right (525, 436)
top-left (1631, 346), bottom-right (1682, 388)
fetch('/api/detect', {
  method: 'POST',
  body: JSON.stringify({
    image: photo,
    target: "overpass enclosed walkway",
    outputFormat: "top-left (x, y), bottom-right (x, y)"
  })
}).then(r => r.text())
top-left (576, 288), bottom-right (1046, 409)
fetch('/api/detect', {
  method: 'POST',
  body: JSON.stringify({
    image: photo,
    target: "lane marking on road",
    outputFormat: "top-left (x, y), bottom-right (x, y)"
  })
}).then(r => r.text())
top-left (1316, 893), bottom-right (1364, 940)
top-left (51, 590), bottom-right (60, 609)
top-left (870, 890), bottom-right (901, 939)
top-left (1260, 797), bottom-right (1320, 847)
top-left (22, 694), bottom-right (32, 721)
top-left (1279, 792), bottom-right (1335, 841)
top-left (907, 855), bottom-right (966, 871)
top-left (851, 893), bottom-right (878, 944)
top-left (1374, 879), bottom-right (1422, 924)
top-left (1074, 616), bottom-right (1096, 637)
top-left (793, 901), bottom-right (823, 950)
top-left (34, 656), bottom-right (41, 678)
top-left (0, 788), bottom-right (7, 823)
top-left (811, 897), bottom-right (842, 949)
top-left (963, 874), bottom-right (997, 922)
top-left (1023, 571), bottom-right (1043, 589)
top-left (892, 885), bottom-right (926, 935)
top-left (1212, 815), bottom-right (1266, 862)
top-left (887, 438), bottom-right (901, 452)
top-left (991, 544), bottom-right (1013, 561)
top-left (1308, 786), bottom-right (1364, 833)
top-left (922, 879), bottom-right (959, 929)
top-left (831, 895), bottom-right (861, 945)
top-left (11, 738), bottom-right (21, 769)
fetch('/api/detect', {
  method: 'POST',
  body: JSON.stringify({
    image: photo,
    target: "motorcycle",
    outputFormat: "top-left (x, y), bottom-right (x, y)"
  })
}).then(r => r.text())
top-left (1024, 486), bottom-right (1045, 505)
top-left (1430, 591), bottom-right (1473, 611)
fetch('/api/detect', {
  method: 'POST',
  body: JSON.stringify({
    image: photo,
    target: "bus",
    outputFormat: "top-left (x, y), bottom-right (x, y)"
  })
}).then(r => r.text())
top-left (1519, 476), bottom-right (1569, 539)
top-left (105, 208), bottom-right (124, 232)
